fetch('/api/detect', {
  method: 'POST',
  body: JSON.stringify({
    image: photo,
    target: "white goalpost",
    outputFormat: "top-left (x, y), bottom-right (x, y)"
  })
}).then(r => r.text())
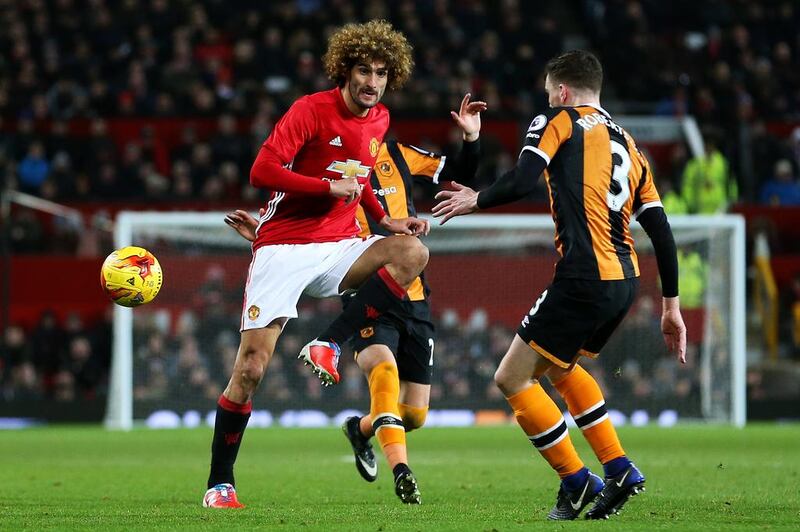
top-left (105, 212), bottom-right (746, 430)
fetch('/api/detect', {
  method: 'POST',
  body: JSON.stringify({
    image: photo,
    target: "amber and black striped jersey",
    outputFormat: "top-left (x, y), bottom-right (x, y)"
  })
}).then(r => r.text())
top-left (356, 138), bottom-right (480, 300)
top-left (522, 104), bottom-right (662, 281)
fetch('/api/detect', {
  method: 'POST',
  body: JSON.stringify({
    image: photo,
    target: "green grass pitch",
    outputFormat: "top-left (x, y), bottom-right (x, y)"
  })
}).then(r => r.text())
top-left (2, 424), bottom-right (799, 530)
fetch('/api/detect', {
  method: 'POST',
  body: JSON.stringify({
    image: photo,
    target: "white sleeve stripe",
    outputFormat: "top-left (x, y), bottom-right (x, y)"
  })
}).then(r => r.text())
top-left (520, 145), bottom-right (551, 165)
top-left (432, 155), bottom-right (446, 184)
top-left (634, 201), bottom-right (663, 219)
top-left (408, 144), bottom-right (434, 156)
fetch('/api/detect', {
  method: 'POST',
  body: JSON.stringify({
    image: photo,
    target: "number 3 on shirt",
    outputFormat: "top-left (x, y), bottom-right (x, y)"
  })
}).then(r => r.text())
top-left (607, 139), bottom-right (631, 212)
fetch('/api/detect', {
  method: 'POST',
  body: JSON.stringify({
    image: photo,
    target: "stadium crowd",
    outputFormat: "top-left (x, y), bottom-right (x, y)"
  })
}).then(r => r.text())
top-left (133, 290), bottom-right (701, 415)
top-left (1, 309), bottom-right (111, 402)
top-left (0, 286), bottom-right (703, 419)
top-left (2, 0), bottom-right (799, 412)
top-left (2, 0), bottom-right (800, 209)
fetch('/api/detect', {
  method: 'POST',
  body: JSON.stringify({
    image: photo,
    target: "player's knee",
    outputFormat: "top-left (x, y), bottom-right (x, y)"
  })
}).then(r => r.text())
top-left (547, 364), bottom-right (572, 384)
top-left (405, 238), bottom-right (429, 271)
top-left (400, 405), bottom-right (428, 432)
top-left (389, 237), bottom-right (429, 272)
top-left (239, 360), bottom-right (266, 390)
top-left (494, 366), bottom-right (517, 397)
top-left (237, 347), bottom-right (271, 391)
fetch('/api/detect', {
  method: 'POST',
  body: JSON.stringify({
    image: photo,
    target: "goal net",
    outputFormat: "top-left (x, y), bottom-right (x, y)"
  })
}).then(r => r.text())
top-left (106, 212), bottom-right (745, 429)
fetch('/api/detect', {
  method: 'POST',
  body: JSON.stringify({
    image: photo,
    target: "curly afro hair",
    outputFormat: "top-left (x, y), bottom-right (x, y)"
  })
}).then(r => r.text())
top-left (323, 20), bottom-right (414, 91)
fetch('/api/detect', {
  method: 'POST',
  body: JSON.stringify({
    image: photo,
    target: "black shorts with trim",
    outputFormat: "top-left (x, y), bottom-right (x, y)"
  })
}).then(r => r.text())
top-left (516, 277), bottom-right (639, 368)
top-left (348, 297), bottom-right (435, 385)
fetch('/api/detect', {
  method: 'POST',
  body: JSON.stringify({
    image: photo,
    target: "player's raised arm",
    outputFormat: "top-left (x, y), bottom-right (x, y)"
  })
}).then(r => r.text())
top-left (450, 92), bottom-right (487, 143)
top-left (437, 93), bottom-right (486, 184)
top-left (433, 108), bottom-right (569, 224)
top-left (431, 149), bottom-right (547, 224)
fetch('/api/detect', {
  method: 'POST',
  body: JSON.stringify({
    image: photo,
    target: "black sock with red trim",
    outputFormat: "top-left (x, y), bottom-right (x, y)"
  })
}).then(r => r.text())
top-left (319, 267), bottom-right (407, 346)
top-left (207, 395), bottom-right (251, 489)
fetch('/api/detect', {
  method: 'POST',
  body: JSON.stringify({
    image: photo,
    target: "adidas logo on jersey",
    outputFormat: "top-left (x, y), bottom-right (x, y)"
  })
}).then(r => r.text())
top-left (329, 136), bottom-right (343, 147)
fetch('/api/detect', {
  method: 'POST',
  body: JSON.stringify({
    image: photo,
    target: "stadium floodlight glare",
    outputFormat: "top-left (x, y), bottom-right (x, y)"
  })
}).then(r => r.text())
top-left (106, 212), bottom-right (745, 430)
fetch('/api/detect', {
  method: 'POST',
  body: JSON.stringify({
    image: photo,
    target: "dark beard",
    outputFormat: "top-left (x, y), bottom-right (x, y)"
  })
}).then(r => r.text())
top-left (349, 84), bottom-right (378, 109)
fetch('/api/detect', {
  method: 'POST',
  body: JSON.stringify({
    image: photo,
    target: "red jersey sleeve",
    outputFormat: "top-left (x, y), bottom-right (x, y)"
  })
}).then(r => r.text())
top-left (249, 98), bottom-right (331, 195)
top-left (360, 179), bottom-right (387, 222)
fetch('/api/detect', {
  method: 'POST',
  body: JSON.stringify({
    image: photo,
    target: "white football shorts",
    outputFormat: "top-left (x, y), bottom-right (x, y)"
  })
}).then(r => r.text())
top-left (240, 236), bottom-right (382, 331)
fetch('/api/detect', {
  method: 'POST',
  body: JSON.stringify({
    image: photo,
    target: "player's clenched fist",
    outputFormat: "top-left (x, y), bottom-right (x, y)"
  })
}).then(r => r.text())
top-left (329, 177), bottom-right (361, 204)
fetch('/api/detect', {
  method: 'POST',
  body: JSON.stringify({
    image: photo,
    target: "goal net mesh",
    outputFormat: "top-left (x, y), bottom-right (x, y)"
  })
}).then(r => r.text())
top-left (108, 213), bottom-right (744, 428)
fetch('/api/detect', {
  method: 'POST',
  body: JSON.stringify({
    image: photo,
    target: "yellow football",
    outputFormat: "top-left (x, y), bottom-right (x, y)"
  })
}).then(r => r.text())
top-left (100, 246), bottom-right (163, 307)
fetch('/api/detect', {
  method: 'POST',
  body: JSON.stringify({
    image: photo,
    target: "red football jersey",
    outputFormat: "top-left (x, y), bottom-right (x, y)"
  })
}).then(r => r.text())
top-left (249, 87), bottom-right (390, 248)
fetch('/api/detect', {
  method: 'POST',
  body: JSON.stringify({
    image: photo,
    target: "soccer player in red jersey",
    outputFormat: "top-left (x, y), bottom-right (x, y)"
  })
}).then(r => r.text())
top-left (225, 93), bottom-right (487, 505)
top-left (203, 21), bottom-right (428, 509)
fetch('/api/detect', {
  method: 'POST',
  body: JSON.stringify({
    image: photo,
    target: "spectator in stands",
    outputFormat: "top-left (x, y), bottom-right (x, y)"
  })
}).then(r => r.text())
top-left (6, 362), bottom-right (43, 402)
top-left (681, 131), bottom-right (737, 214)
top-left (53, 370), bottom-right (76, 402)
top-left (659, 178), bottom-right (689, 215)
top-left (791, 127), bottom-right (800, 174)
top-left (210, 113), bottom-right (249, 167)
top-left (48, 151), bottom-right (76, 199)
top-left (7, 210), bottom-right (45, 253)
top-left (16, 141), bottom-right (50, 195)
top-left (786, 272), bottom-right (800, 359)
top-left (171, 160), bottom-right (194, 199)
top-left (651, 349), bottom-right (695, 402)
top-left (76, 210), bottom-right (114, 257)
top-left (759, 159), bottom-right (800, 206)
top-left (1, 0), bottom-right (797, 207)
top-left (1, 325), bottom-right (31, 395)
top-left (139, 162), bottom-right (170, 199)
top-left (91, 163), bottom-right (129, 200)
top-left (65, 335), bottom-right (102, 399)
top-left (30, 310), bottom-right (65, 395)
top-left (118, 143), bottom-right (147, 199)
top-left (134, 332), bottom-right (170, 401)
top-left (751, 121), bottom-right (794, 192)
top-left (677, 250), bottom-right (707, 310)
top-left (86, 119), bottom-right (116, 168)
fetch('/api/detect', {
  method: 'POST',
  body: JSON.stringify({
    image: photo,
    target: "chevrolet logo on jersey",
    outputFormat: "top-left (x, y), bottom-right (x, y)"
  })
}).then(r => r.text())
top-left (326, 159), bottom-right (371, 179)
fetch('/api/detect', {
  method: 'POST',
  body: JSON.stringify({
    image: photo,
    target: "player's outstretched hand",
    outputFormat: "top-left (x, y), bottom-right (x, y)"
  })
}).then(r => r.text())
top-left (432, 181), bottom-right (479, 225)
top-left (381, 216), bottom-right (430, 236)
top-left (224, 208), bottom-right (263, 242)
top-left (451, 93), bottom-right (488, 141)
top-left (661, 297), bottom-right (687, 364)
top-left (330, 177), bottom-right (361, 204)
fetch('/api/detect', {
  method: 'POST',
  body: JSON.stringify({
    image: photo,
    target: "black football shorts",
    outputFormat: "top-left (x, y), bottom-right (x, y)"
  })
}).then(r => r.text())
top-left (516, 277), bottom-right (639, 368)
top-left (350, 299), bottom-right (435, 385)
